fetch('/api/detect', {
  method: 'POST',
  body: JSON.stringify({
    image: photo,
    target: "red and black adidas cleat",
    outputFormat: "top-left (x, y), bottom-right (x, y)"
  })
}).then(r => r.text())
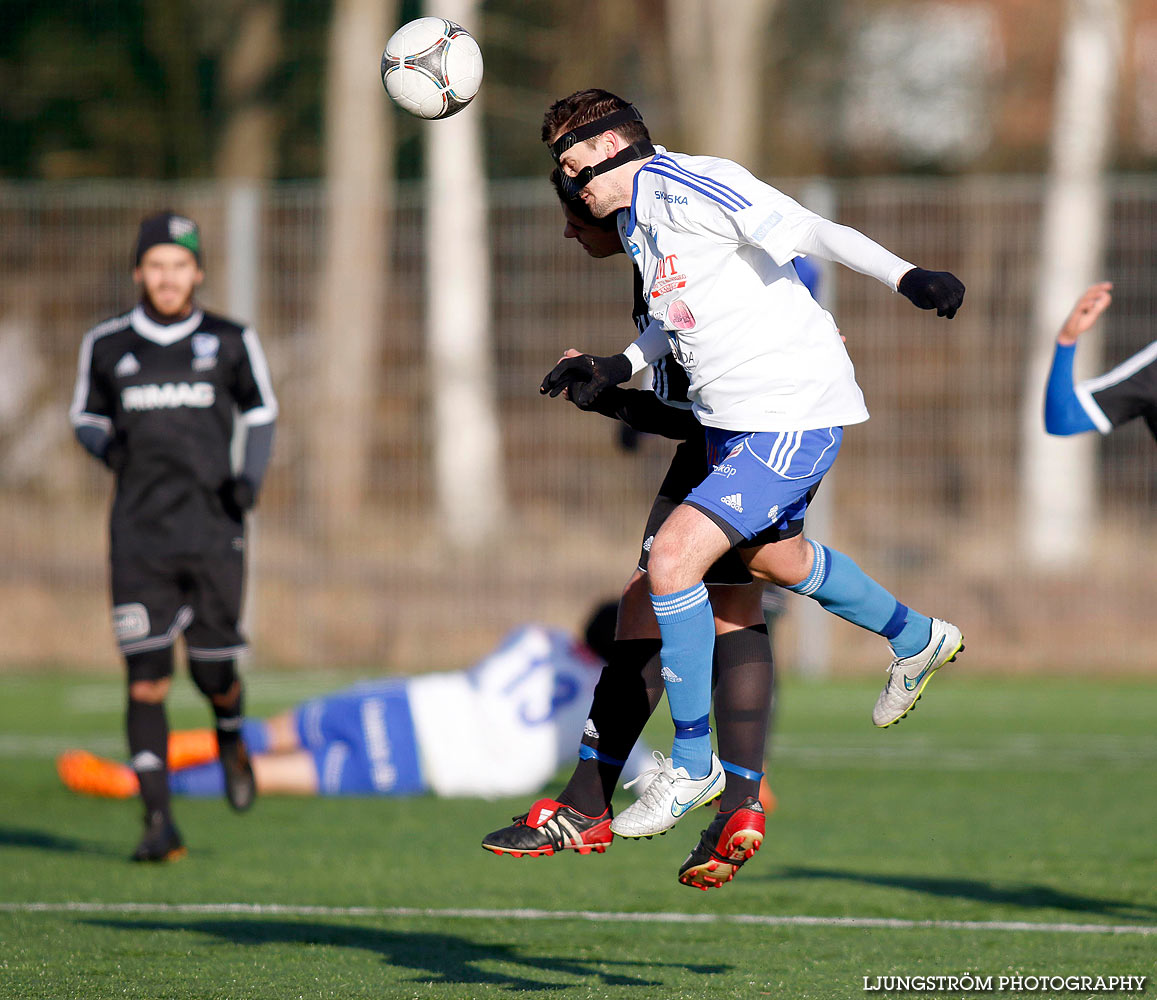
top-left (678, 795), bottom-right (765, 890)
top-left (481, 798), bottom-right (613, 858)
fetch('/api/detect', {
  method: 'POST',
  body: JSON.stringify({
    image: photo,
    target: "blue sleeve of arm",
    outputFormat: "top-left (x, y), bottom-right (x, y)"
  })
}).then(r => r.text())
top-left (1044, 342), bottom-right (1097, 435)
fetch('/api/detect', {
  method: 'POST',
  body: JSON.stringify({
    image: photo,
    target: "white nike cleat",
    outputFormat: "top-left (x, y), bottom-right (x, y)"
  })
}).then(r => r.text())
top-left (873, 618), bottom-right (964, 728)
top-left (610, 751), bottom-right (725, 838)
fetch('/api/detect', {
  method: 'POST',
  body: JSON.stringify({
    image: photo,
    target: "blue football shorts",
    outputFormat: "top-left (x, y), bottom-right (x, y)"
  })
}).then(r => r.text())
top-left (686, 426), bottom-right (842, 545)
top-left (293, 680), bottom-right (425, 795)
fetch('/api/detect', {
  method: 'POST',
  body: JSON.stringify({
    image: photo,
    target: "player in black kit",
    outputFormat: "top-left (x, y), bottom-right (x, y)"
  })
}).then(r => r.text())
top-left (1044, 282), bottom-right (1157, 441)
top-left (69, 212), bottom-right (278, 861)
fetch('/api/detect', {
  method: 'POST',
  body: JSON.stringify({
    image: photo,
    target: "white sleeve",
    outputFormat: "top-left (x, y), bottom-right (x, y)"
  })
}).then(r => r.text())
top-left (623, 317), bottom-right (671, 374)
top-left (666, 157), bottom-right (913, 288)
top-left (791, 217), bottom-right (914, 291)
top-left (667, 159), bottom-right (822, 266)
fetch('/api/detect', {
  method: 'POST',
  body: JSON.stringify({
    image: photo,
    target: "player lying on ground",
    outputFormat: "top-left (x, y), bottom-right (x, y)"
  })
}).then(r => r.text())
top-left (1044, 282), bottom-right (1157, 441)
top-left (539, 89), bottom-right (966, 844)
top-left (59, 606), bottom-right (663, 801)
top-left (70, 211), bottom-right (278, 862)
top-left (482, 176), bottom-right (775, 890)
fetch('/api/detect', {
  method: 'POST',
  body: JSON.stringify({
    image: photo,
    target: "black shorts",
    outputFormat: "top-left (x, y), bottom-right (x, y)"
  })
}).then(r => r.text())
top-left (635, 436), bottom-right (804, 586)
top-left (110, 539), bottom-right (246, 676)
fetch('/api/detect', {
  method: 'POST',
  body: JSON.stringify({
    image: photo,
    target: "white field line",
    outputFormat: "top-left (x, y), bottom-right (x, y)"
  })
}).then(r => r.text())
top-left (0, 901), bottom-right (1153, 936)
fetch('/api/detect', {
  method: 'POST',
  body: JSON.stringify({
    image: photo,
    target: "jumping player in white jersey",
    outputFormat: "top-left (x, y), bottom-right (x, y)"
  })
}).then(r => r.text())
top-left (539, 90), bottom-right (966, 842)
top-left (483, 173), bottom-right (774, 890)
top-left (1044, 282), bottom-right (1157, 441)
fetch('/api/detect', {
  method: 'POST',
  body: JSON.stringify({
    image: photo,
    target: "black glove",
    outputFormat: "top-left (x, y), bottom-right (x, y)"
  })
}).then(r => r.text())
top-left (102, 437), bottom-right (128, 473)
top-left (540, 353), bottom-right (632, 409)
top-left (898, 267), bottom-right (965, 319)
top-left (218, 476), bottom-right (256, 522)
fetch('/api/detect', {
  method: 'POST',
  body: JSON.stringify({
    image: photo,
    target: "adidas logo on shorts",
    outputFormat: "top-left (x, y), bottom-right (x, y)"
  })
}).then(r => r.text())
top-left (643, 535), bottom-right (654, 552)
top-left (721, 493), bottom-right (743, 513)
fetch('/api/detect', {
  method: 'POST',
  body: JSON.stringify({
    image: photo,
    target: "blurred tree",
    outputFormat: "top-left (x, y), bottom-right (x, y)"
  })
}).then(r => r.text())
top-left (1020, 0), bottom-right (1128, 569)
top-left (213, 0), bottom-right (284, 180)
top-left (0, 0), bottom-right (314, 180)
top-left (310, 0), bottom-right (396, 527)
top-left (664, 0), bottom-right (782, 166)
top-left (426, 0), bottom-right (507, 551)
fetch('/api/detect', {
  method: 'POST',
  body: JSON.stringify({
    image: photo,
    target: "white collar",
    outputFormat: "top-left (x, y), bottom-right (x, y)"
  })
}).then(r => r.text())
top-left (130, 304), bottom-right (204, 346)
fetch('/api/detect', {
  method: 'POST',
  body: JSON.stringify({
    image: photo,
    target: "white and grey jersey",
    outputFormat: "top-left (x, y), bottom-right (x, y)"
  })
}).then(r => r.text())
top-left (619, 148), bottom-right (911, 431)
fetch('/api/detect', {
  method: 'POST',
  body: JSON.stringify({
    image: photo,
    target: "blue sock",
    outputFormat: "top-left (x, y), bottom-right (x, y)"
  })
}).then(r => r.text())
top-left (786, 540), bottom-right (932, 658)
top-left (168, 762), bottom-right (224, 797)
top-left (651, 582), bottom-right (715, 778)
top-left (241, 719), bottom-right (270, 754)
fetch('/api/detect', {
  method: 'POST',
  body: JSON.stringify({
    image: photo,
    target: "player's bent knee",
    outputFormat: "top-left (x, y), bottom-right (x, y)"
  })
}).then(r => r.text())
top-left (743, 536), bottom-right (813, 588)
top-left (189, 658), bottom-right (238, 698)
top-left (128, 676), bottom-right (171, 704)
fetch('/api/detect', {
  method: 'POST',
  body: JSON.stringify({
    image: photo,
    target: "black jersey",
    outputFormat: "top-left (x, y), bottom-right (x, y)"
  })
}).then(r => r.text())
top-left (632, 267), bottom-right (691, 409)
top-left (70, 305), bottom-right (278, 552)
top-left (1084, 340), bottom-right (1157, 441)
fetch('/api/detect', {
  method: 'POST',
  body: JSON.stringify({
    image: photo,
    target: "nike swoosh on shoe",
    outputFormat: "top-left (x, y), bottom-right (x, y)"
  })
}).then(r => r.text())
top-left (902, 637), bottom-right (946, 691)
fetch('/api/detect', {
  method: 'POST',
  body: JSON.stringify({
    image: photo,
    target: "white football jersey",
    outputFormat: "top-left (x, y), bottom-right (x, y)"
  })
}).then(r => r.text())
top-left (407, 625), bottom-right (650, 798)
top-left (619, 148), bottom-right (877, 432)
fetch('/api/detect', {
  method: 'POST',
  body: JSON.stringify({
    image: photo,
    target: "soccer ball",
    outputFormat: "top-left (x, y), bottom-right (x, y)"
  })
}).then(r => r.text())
top-left (380, 17), bottom-right (483, 120)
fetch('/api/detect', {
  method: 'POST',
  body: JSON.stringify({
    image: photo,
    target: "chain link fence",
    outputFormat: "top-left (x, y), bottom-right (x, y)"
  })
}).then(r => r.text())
top-left (1, 176), bottom-right (1153, 674)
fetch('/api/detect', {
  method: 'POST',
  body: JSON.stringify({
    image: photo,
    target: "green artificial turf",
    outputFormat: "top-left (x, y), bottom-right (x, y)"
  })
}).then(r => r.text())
top-left (1, 670), bottom-right (1153, 999)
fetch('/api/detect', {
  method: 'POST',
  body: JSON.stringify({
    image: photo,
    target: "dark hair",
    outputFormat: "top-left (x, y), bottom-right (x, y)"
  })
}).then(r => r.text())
top-left (583, 600), bottom-right (619, 661)
top-left (541, 88), bottom-right (651, 147)
top-left (549, 167), bottom-right (617, 231)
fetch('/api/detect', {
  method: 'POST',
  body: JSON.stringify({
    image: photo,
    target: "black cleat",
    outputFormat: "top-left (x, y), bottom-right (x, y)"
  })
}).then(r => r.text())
top-left (218, 731), bottom-right (257, 812)
top-left (482, 798), bottom-right (613, 857)
top-left (131, 810), bottom-right (186, 863)
top-left (678, 796), bottom-right (765, 890)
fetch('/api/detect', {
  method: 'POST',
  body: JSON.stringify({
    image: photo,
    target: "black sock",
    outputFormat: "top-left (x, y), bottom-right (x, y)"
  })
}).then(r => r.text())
top-left (557, 638), bottom-right (662, 815)
top-left (712, 625), bottom-right (773, 811)
top-left (128, 698), bottom-right (170, 818)
top-left (213, 683), bottom-right (244, 748)
top-left (191, 658), bottom-right (243, 746)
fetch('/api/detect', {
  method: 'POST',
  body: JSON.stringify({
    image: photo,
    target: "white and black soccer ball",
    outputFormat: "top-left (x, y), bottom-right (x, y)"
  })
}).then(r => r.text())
top-left (381, 17), bottom-right (483, 120)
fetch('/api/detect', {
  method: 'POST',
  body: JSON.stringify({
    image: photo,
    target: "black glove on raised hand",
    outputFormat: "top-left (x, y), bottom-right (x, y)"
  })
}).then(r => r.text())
top-left (898, 267), bottom-right (965, 319)
top-left (540, 353), bottom-right (633, 409)
top-left (218, 476), bottom-right (256, 522)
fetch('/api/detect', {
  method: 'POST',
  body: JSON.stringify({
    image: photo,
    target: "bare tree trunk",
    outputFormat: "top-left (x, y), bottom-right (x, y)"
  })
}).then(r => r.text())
top-left (311, 0), bottom-right (396, 529)
top-left (215, 0), bottom-right (282, 181)
top-left (143, 0), bottom-right (210, 176)
top-left (666, 0), bottom-right (781, 166)
top-left (425, 0), bottom-right (506, 549)
top-left (1019, 0), bottom-right (1127, 568)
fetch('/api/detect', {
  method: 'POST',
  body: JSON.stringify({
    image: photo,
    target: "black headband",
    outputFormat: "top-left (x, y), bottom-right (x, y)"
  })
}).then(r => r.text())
top-left (547, 105), bottom-right (646, 163)
top-left (555, 142), bottom-right (655, 200)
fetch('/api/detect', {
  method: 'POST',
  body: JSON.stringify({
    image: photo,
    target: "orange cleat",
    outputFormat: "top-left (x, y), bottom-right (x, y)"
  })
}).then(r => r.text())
top-left (56, 750), bottom-right (139, 799)
top-left (167, 728), bottom-right (218, 770)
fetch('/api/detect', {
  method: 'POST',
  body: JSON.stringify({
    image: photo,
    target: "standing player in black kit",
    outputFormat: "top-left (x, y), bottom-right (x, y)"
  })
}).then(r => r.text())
top-left (69, 212), bottom-right (278, 861)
